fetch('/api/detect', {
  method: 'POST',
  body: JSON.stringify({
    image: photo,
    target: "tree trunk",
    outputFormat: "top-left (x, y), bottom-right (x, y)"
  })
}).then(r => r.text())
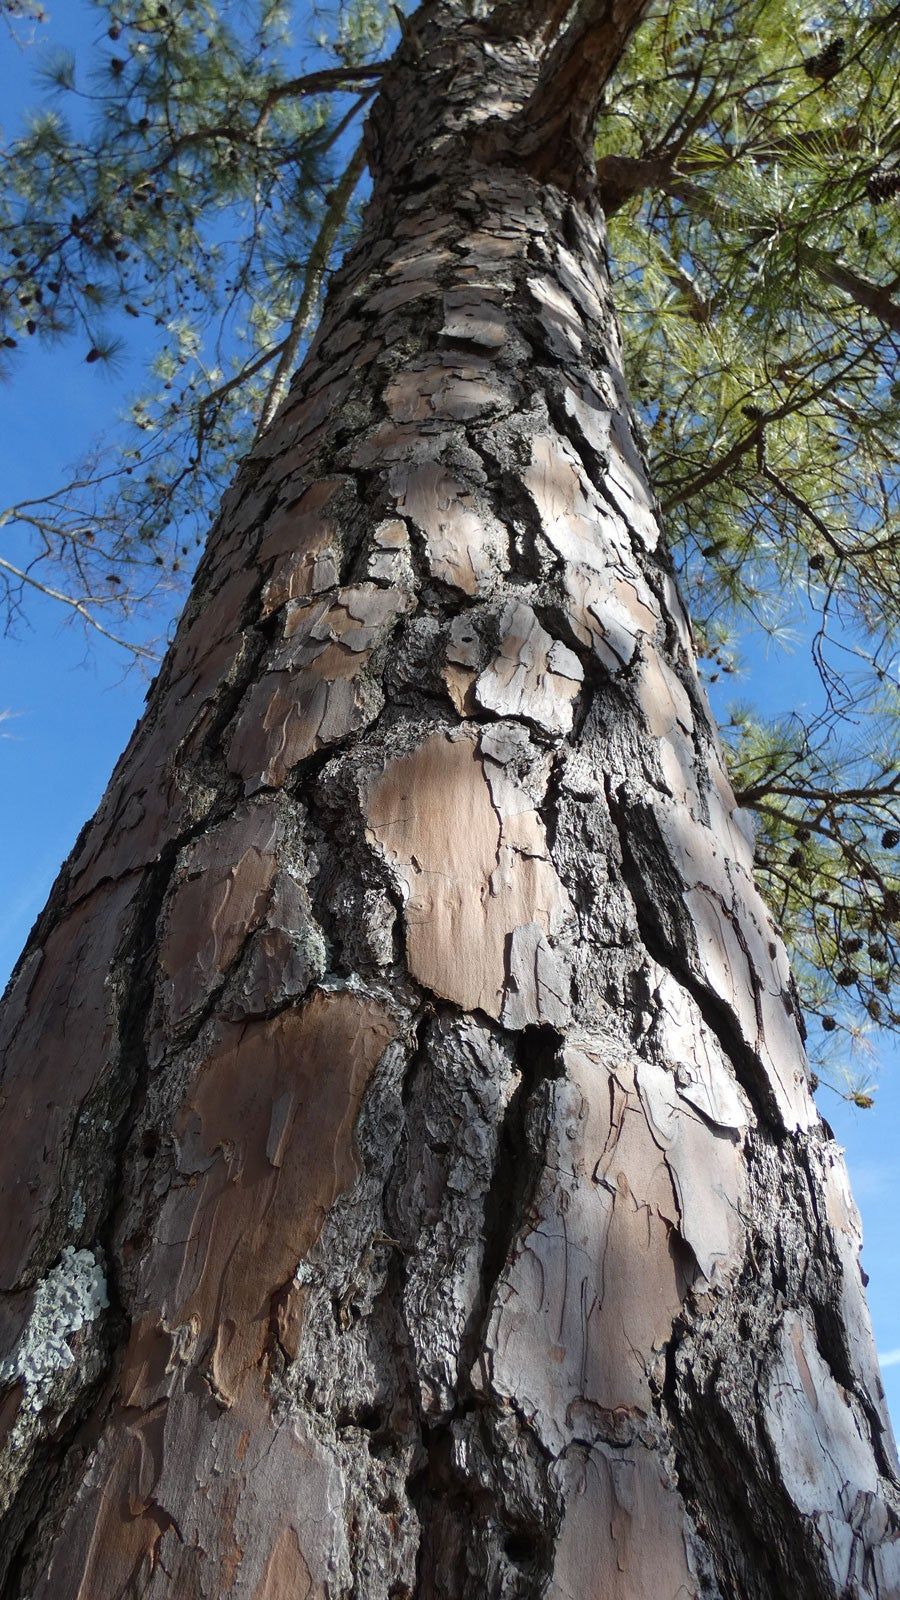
top-left (1, 4), bottom-right (898, 1595)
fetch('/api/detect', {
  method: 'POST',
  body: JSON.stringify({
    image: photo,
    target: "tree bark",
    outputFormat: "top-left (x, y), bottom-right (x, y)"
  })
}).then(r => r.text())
top-left (1, 4), bottom-right (898, 1596)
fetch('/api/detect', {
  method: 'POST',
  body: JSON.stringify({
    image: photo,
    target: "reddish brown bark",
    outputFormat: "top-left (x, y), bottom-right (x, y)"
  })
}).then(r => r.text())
top-left (0, 3), bottom-right (898, 1596)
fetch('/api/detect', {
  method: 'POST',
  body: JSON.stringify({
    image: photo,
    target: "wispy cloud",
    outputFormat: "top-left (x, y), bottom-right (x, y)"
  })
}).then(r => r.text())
top-left (878, 1349), bottom-right (900, 1369)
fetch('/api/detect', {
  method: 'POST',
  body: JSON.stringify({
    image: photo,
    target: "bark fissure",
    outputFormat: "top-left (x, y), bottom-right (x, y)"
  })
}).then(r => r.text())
top-left (604, 774), bottom-right (785, 1130)
top-left (473, 1025), bottom-right (565, 1359)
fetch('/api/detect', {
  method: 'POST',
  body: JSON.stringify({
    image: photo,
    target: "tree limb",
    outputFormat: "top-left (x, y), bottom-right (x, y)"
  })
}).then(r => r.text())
top-left (0, 555), bottom-right (159, 659)
top-left (254, 138), bottom-right (367, 438)
top-left (2, 66), bottom-right (383, 292)
top-left (477, 0), bottom-right (651, 195)
top-left (253, 63), bottom-right (384, 138)
top-left (596, 153), bottom-right (900, 336)
top-left (661, 338), bottom-right (883, 512)
top-left (198, 340), bottom-right (289, 423)
top-left (759, 464), bottom-right (847, 558)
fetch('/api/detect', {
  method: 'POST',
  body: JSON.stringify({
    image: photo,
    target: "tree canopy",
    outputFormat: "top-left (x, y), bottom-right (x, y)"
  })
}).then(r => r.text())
top-left (2, 0), bottom-right (899, 1094)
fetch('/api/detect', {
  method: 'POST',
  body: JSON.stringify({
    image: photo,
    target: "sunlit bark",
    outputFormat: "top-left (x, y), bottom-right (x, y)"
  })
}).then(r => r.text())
top-left (1, 4), bottom-right (898, 1595)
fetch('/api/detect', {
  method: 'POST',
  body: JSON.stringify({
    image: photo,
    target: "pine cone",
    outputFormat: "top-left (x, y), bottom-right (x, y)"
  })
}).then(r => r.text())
top-left (803, 37), bottom-right (845, 80)
top-left (866, 169), bottom-right (900, 205)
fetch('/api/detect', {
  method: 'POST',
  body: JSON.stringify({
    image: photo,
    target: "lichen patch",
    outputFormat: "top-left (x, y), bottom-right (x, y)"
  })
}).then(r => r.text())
top-left (0, 1247), bottom-right (107, 1414)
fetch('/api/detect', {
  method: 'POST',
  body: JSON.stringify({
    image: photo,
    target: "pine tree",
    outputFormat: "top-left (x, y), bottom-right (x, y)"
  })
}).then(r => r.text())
top-left (0, 1), bottom-right (899, 1594)
top-left (3, 0), bottom-right (898, 1067)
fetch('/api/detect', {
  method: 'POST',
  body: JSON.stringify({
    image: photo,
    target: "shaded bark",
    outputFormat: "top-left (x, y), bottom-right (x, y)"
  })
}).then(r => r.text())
top-left (1, 3), bottom-right (898, 1596)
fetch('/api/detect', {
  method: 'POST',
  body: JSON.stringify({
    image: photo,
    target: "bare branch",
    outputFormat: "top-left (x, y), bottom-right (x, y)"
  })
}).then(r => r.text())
top-left (0, 555), bottom-right (159, 659)
top-left (255, 138), bottom-right (367, 438)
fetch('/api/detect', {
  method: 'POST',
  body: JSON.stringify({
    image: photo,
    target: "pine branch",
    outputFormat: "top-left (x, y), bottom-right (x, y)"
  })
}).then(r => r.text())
top-left (0, 554), bottom-right (159, 659)
top-left (759, 464), bottom-right (847, 558)
top-left (802, 247), bottom-right (900, 339)
top-left (197, 341), bottom-right (289, 424)
top-left (2, 66), bottom-right (383, 295)
top-left (253, 63), bottom-right (385, 138)
top-left (596, 154), bottom-right (900, 336)
top-left (661, 339), bottom-right (882, 512)
top-left (254, 138), bottom-right (367, 439)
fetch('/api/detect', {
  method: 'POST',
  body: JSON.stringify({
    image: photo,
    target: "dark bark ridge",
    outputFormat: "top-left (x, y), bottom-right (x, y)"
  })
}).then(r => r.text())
top-left (0, 4), bottom-right (898, 1596)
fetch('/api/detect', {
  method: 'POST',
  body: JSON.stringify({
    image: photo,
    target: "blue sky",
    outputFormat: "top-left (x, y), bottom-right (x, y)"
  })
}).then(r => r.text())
top-left (1, 0), bottom-right (897, 1427)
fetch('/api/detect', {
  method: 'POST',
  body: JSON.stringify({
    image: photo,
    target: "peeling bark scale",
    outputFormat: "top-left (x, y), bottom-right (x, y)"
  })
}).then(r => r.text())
top-left (1, 2), bottom-right (899, 1595)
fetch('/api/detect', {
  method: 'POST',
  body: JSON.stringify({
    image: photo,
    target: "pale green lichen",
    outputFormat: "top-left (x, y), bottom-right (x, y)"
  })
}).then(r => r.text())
top-left (0, 1246), bottom-right (108, 1413)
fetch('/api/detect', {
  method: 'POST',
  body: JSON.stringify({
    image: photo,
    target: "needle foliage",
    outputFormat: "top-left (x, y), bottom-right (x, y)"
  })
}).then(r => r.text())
top-left (1, 0), bottom-right (387, 648)
top-left (599, 0), bottom-right (900, 1092)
